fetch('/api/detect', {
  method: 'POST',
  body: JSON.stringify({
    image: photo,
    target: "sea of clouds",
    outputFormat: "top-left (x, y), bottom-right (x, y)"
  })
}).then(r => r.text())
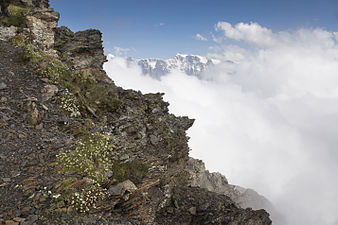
top-left (104, 22), bottom-right (338, 225)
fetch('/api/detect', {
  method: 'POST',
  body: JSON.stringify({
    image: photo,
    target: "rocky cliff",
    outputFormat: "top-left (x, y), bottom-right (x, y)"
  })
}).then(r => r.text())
top-left (0, 1), bottom-right (272, 224)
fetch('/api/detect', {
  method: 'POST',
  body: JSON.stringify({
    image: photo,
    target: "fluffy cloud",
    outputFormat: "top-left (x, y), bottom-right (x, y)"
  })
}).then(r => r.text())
top-left (112, 46), bottom-right (134, 56)
top-left (155, 22), bottom-right (165, 27)
top-left (196, 33), bottom-right (207, 41)
top-left (215, 21), bottom-right (276, 46)
top-left (104, 22), bottom-right (338, 225)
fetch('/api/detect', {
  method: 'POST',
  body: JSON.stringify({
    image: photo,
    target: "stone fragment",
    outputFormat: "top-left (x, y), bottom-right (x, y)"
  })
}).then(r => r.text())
top-left (0, 82), bottom-right (7, 90)
top-left (20, 206), bottom-right (31, 215)
top-left (27, 102), bottom-right (39, 125)
top-left (108, 180), bottom-right (137, 196)
top-left (2, 178), bottom-right (11, 182)
top-left (188, 207), bottom-right (197, 215)
top-left (41, 84), bottom-right (58, 101)
top-left (119, 154), bottom-right (129, 161)
top-left (35, 123), bottom-right (43, 130)
top-left (0, 120), bottom-right (8, 128)
top-left (0, 97), bottom-right (7, 102)
top-left (13, 217), bottom-right (25, 223)
top-left (4, 220), bottom-right (19, 225)
top-left (21, 215), bottom-right (38, 225)
top-left (40, 104), bottom-right (48, 111)
top-left (86, 106), bottom-right (98, 118)
top-left (149, 134), bottom-right (159, 145)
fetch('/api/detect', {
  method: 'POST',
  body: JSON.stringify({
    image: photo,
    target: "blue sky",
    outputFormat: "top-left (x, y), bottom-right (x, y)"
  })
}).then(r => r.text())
top-left (50, 0), bottom-right (338, 59)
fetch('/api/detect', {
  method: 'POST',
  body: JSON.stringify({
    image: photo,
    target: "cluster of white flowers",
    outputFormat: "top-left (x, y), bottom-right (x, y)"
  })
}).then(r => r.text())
top-left (70, 184), bottom-right (106, 213)
top-left (56, 133), bottom-right (114, 183)
top-left (58, 89), bottom-right (81, 117)
top-left (41, 187), bottom-right (60, 199)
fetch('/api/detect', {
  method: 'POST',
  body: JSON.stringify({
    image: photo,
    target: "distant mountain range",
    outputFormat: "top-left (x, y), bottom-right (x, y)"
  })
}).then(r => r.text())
top-left (127, 54), bottom-right (216, 78)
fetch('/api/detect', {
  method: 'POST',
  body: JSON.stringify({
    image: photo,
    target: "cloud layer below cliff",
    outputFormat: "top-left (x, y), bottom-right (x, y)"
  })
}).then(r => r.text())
top-left (104, 22), bottom-right (338, 225)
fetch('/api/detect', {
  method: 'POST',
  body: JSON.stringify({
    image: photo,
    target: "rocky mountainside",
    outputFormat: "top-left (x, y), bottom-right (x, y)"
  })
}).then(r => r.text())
top-left (117, 54), bottom-right (214, 78)
top-left (0, 1), bottom-right (272, 224)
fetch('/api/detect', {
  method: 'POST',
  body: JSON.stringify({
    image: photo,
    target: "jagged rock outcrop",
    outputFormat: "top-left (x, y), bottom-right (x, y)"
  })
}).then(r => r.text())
top-left (54, 26), bottom-right (109, 82)
top-left (186, 158), bottom-right (273, 210)
top-left (0, 0), bottom-right (272, 224)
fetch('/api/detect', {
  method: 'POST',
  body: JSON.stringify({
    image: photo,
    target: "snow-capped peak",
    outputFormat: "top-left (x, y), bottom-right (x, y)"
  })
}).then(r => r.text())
top-left (133, 54), bottom-right (214, 78)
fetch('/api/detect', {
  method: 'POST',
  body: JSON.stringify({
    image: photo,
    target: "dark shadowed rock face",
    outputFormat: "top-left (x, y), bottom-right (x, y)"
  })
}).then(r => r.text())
top-left (0, 0), bottom-right (272, 224)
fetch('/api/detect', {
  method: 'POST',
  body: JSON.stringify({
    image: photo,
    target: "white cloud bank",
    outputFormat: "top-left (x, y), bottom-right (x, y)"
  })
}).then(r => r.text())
top-left (104, 22), bottom-right (338, 225)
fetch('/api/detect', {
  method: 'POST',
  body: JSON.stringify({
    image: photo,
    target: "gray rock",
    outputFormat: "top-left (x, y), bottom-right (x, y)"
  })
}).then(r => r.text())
top-left (119, 154), bottom-right (129, 161)
top-left (0, 97), bottom-right (7, 102)
top-left (0, 26), bottom-right (17, 41)
top-left (2, 178), bottom-right (10, 182)
top-left (0, 82), bottom-right (7, 90)
top-left (149, 134), bottom-right (159, 145)
top-left (188, 206), bottom-right (196, 215)
top-left (41, 84), bottom-right (58, 101)
top-left (25, 8), bottom-right (59, 53)
top-left (21, 215), bottom-right (38, 225)
top-left (108, 180), bottom-right (137, 197)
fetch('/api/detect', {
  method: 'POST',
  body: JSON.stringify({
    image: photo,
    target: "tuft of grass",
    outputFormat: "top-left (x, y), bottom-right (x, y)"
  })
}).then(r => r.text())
top-left (22, 42), bottom-right (120, 116)
top-left (112, 160), bottom-right (149, 184)
top-left (11, 34), bottom-right (25, 47)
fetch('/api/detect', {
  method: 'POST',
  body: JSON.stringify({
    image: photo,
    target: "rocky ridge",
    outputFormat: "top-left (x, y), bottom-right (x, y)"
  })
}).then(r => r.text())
top-left (0, 1), bottom-right (272, 224)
